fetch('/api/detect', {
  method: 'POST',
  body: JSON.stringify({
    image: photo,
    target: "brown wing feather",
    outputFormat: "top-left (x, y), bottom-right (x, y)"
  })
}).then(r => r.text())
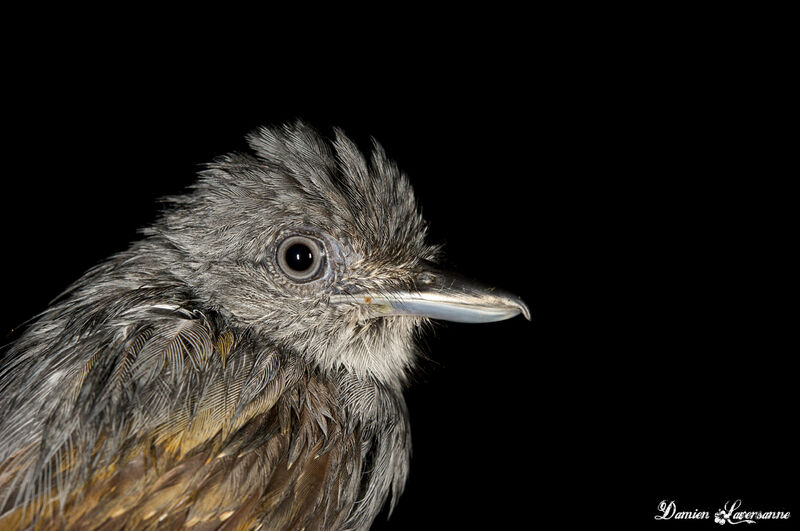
top-left (0, 316), bottom-right (362, 530)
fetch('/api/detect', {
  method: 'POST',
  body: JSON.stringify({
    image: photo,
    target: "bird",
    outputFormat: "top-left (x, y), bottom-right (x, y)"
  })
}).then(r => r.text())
top-left (0, 121), bottom-right (529, 530)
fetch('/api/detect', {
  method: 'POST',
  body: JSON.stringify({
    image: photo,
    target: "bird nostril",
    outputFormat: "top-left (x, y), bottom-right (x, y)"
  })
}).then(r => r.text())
top-left (417, 273), bottom-right (436, 286)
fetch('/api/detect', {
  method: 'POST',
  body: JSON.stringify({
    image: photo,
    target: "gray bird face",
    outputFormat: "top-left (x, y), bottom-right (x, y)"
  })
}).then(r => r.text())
top-left (155, 123), bottom-right (528, 384)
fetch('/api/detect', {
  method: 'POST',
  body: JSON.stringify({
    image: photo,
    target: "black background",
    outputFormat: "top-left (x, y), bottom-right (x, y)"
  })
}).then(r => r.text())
top-left (2, 9), bottom-right (795, 530)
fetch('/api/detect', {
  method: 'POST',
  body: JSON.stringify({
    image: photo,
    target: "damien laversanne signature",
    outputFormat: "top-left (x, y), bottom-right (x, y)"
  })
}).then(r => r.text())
top-left (656, 500), bottom-right (790, 525)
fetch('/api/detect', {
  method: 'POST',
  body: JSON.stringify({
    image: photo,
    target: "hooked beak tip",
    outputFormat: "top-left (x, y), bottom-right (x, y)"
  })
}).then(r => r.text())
top-left (515, 298), bottom-right (532, 321)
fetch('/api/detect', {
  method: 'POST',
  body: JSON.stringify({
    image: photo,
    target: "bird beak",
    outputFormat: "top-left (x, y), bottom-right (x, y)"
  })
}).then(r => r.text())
top-left (330, 262), bottom-right (530, 323)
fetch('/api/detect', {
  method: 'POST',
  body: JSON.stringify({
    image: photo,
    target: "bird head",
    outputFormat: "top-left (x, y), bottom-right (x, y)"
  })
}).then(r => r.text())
top-left (149, 122), bottom-right (529, 386)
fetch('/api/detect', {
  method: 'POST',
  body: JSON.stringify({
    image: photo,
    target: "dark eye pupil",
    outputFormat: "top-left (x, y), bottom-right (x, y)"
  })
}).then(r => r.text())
top-left (285, 243), bottom-right (314, 272)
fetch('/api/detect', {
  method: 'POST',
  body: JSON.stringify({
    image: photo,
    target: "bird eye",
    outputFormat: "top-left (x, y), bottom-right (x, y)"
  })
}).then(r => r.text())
top-left (276, 235), bottom-right (324, 282)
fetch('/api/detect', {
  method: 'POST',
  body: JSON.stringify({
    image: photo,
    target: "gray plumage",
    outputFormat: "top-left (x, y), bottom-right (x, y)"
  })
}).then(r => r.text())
top-left (0, 121), bottom-right (527, 530)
